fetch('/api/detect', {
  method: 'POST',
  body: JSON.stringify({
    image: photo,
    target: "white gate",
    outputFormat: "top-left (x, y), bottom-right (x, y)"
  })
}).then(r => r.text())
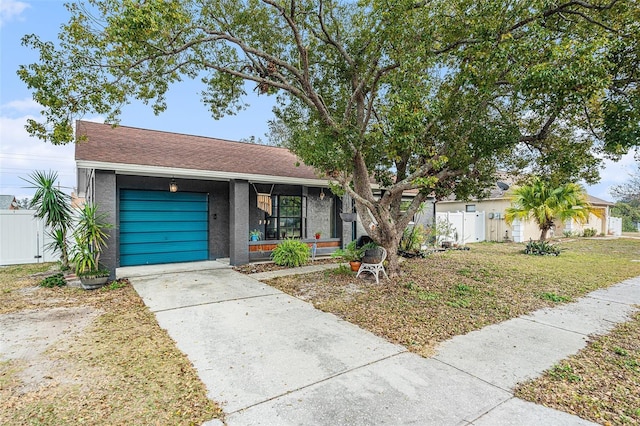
top-left (608, 216), bottom-right (622, 236)
top-left (435, 211), bottom-right (486, 244)
top-left (0, 210), bottom-right (56, 266)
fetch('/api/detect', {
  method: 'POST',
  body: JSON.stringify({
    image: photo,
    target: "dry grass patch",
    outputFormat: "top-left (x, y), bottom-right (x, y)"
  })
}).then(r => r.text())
top-left (516, 311), bottom-right (640, 425)
top-left (267, 238), bottom-right (640, 357)
top-left (0, 263), bottom-right (222, 426)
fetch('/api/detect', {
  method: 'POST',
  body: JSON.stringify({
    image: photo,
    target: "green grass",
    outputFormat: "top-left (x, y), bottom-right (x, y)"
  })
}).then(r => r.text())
top-left (516, 311), bottom-right (640, 425)
top-left (268, 237), bottom-right (640, 424)
top-left (268, 238), bottom-right (640, 356)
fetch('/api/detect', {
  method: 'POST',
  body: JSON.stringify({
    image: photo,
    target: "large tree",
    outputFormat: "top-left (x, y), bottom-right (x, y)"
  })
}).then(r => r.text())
top-left (505, 177), bottom-right (598, 241)
top-left (18, 0), bottom-right (640, 275)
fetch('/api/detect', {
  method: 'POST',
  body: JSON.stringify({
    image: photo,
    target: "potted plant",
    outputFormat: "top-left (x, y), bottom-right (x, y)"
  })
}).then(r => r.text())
top-left (361, 241), bottom-right (384, 264)
top-left (332, 240), bottom-right (364, 271)
top-left (314, 231), bottom-right (321, 240)
top-left (72, 203), bottom-right (112, 290)
top-left (250, 229), bottom-right (262, 241)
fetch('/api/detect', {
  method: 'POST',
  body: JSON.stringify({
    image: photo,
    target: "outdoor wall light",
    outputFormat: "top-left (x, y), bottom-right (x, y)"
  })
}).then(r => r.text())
top-left (169, 178), bottom-right (178, 193)
top-left (319, 188), bottom-right (325, 200)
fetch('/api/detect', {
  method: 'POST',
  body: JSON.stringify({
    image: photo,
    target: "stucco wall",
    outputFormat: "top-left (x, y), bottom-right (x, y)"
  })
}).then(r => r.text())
top-left (94, 170), bottom-right (117, 276)
top-left (563, 208), bottom-right (608, 236)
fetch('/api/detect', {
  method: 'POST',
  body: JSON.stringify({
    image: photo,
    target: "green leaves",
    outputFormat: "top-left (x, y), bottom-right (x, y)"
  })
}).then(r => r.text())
top-left (16, 0), bottom-right (640, 272)
top-left (72, 203), bottom-right (113, 274)
top-left (505, 176), bottom-right (597, 241)
top-left (23, 170), bottom-right (72, 228)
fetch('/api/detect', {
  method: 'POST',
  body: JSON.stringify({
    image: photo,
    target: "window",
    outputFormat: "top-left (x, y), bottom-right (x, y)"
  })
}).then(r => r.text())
top-left (265, 196), bottom-right (302, 239)
top-left (465, 204), bottom-right (476, 212)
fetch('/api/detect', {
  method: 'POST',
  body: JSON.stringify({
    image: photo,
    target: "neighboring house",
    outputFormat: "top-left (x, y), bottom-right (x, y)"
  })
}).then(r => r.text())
top-left (0, 195), bottom-right (19, 210)
top-left (436, 188), bottom-right (616, 243)
top-left (75, 121), bottom-right (351, 272)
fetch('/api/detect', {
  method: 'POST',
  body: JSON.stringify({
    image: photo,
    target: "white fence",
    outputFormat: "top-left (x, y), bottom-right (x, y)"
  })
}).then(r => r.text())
top-left (608, 216), bottom-right (622, 236)
top-left (0, 210), bottom-right (56, 266)
top-left (435, 211), bottom-right (486, 244)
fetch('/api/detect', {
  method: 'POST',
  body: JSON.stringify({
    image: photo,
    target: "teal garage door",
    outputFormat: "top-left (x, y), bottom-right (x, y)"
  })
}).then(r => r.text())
top-left (120, 190), bottom-right (208, 266)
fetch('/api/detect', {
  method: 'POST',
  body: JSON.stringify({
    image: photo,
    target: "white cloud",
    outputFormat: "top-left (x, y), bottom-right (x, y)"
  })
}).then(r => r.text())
top-left (0, 0), bottom-right (30, 28)
top-left (1, 97), bottom-right (40, 114)
top-left (0, 114), bottom-right (76, 200)
top-left (599, 151), bottom-right (638, 184)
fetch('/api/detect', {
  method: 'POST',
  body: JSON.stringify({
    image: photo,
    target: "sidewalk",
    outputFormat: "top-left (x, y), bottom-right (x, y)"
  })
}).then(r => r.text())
top-left (127, 262), bottom-right (640, 425)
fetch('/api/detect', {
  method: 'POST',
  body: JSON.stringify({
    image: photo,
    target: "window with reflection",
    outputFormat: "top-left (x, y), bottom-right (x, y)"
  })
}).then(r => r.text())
top-left (265, 196), bottom-right (302, 239)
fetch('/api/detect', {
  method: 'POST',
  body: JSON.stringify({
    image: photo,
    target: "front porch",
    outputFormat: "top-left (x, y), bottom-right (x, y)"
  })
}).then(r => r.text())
top-left (249, 238), bottom-right (341, 261)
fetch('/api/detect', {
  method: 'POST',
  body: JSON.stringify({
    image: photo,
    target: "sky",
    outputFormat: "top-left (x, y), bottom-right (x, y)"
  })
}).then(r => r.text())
top-left (0, 0), bottom-right (637, 202)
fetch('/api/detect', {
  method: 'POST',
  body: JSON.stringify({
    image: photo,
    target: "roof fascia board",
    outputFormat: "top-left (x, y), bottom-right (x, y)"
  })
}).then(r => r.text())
top-left (76, 160), bottom-right (329, 187)
top-left (438, 197), bottom-right (509, 203)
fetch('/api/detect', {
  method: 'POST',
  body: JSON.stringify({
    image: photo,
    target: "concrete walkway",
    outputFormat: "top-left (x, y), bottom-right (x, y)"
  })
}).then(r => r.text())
top-left (124, 262), bottom-right (640, 425)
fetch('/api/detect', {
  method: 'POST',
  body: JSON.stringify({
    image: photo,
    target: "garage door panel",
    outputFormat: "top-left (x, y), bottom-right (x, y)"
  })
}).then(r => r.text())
top-left (120, 210), bottom-right (208, 223)
top-left (120, 231), bottom-right (207, 245)
top-left (120, 199), bottom-right (207, 212)
top-left (120, 190), bottom-right (205, 201)
top-left (120, 250), bottom-right (209, 267)
top-left (120, 240), bottom-right (208, 256)
top-left (121, 221), bottom-right (208, 233)
top-left (119, 189), bottom-right (208, 266)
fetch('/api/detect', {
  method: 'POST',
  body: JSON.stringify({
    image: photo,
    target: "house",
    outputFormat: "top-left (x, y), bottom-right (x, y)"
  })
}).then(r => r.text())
top-left (0, 195), bottom-right (19, 210)
top-left (75, 121), bottom-right (351, 273)
top-left (436, 186), bottom-right (616, 243)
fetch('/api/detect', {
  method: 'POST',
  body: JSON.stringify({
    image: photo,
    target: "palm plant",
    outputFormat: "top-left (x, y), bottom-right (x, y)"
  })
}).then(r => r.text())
top-left (72, 203), bottom-right (112, 276)
top-left (505, 177), bottom-right (600, 241)
top-left (23, 170), bottom-right (73, 269)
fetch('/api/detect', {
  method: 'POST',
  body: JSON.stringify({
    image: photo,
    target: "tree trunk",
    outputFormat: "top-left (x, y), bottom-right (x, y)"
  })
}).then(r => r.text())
top-left (539, 227), bottom-right (548, 241)
top-left (377, 230), bottom-right (403, 278)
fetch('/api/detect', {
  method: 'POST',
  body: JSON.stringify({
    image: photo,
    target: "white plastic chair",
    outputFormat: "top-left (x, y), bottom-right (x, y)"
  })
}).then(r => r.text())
top-left (356, 247), bottom-right (389, 284)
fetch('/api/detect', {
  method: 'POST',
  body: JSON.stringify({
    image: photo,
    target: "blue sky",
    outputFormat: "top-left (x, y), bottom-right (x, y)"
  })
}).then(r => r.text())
top-left (0, 0), bottom-right (636, 201)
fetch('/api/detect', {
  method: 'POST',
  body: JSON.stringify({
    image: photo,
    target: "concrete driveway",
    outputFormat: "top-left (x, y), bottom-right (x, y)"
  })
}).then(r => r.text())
top-left (124, 261), bottom-right (640, 425)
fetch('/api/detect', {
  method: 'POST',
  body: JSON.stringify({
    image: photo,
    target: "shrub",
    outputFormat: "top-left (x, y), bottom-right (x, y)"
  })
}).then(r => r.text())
top-left (582, 228), bottom-right (597, 237)
top-left (332, 240), bottom-right (364, 262)
top-left (271, 239), bottom-right (310, 267)
top-left (524, 239), bottom-right (560, 256)
top-left (400, 224), bottom-right (429, 252)
top-left (40, 273), bottom-right (66, 288)
top-left (328, 264), bottom-right (353, 276)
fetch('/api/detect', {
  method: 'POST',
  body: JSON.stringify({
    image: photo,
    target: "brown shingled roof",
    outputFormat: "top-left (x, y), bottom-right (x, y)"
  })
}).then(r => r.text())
top-left (74, 120), bottom-right (320, 180)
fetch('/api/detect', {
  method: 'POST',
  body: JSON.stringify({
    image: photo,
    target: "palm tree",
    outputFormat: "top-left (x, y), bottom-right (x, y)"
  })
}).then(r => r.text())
top-left (23, 170), bottom-right (73, 269)
top-left (505, 177), bottom-right (600, 241)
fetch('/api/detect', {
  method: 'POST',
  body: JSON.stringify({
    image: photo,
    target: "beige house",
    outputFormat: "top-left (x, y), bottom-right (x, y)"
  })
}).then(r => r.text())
top-left (436, 192), bottom-right (615, 243)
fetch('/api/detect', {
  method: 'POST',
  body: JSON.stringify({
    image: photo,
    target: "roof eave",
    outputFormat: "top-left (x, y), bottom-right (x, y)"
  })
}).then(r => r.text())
top-left (76, 160), bottom-right (331, 187)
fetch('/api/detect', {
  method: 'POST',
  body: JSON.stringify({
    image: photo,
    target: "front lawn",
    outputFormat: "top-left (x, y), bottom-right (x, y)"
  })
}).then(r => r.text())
top-left (267, 238), bottom-right (640, 357)
top-left (516, 311), bottom-right (640, 425)
top-left (265, 238), bottom-right (640, 425)
top-left (0, 263), bottom-right (222, 426)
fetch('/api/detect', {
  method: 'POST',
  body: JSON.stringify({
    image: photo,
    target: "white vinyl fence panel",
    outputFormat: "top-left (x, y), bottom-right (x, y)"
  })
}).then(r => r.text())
top-left (435, 211), bottom-right (486, 244)
top-left (607, 216), bottom-right (622, 237)
top-left (0, 210), bottom-right (56, 266)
